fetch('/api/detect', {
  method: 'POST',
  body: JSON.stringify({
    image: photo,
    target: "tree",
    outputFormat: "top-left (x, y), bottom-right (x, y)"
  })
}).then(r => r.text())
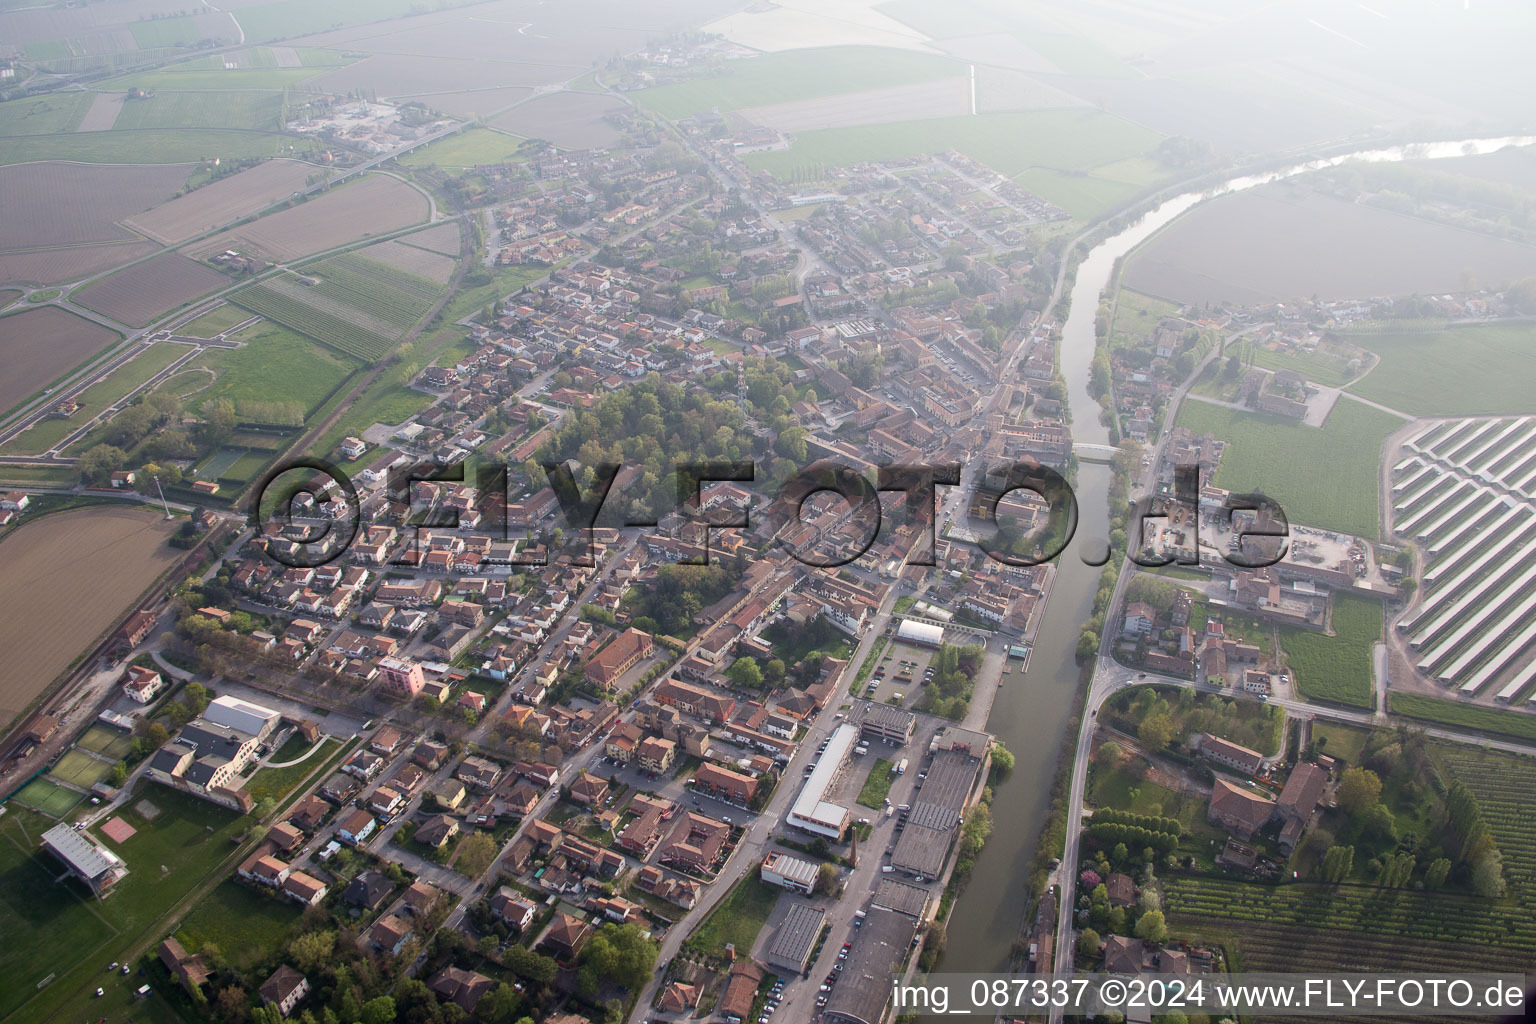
top-left (1361, 803), bottom-right (1398, 846)
top-left (990, 742), bottom-right (1015, 778)
top-left (456, 832), bottom-right (498, 878)
top-left (1424, 857), bottom-right (1452, 890)
top-left (145, 721), bottom-right (170, 748)
top-left (476, 983), bottom-right (524, 1024)
top-left (205, 398), bottom-right (237, 445)
top-left (182, 680), bottom-right (209, 715)
top-left (360, 996), bottom-right (396, 1024)
top-left (578, 923), bottom-right (657, 994)
top-left (814, 861), bottom-right (839, 895)
top-left (1336, 767), bottom-right (1382, 816)
top-left (76, 443), bottom-right (127, 485)
top-left (1137, 711), bottom-right (1175, 752)
top-left (959, 803), bottom-right (993, 858)
top-left (1078, 928), bottom-right (1101, 956)
top-left (762, 658), bottom-right (786, 686)
top-left (1133, 909), bottom-right (1167, 943)
top-left (215, 986), bottom-right (250, 1024)
top-left (1471, 851), bottom-right (1506, 898)
top-left (109, 761), bottom-right (128, 787)
top-left (287, 930), bottom-right (336, 974)
top-left (726, 657), bottom-right (762, 690)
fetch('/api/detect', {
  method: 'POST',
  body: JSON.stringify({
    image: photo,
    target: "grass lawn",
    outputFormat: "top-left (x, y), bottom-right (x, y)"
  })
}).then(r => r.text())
top-left (744, 109), bottom-right (1162, 184)
top-left (178, 304), bottom-right (253, 338)
top-left (1309, 720), bottom-right (1370, 766)
top-left (1228, 338), bottom-right (1359, 388)
top-left (245, 737), bottom-right (339, 804)
top-left (633, 46), bottom-right (963, 119)
top-left (1109, 288), bottom-right (1182, 350)
top-left (857, 758), bottom-right (895, 809)
top-left (1174, 396), bottom-right (1398, 539)
top-left (0, 785), bottom-right (254, 1022)
top-left (1279, 594), bottom-right (1382, 709)
top-left (1015, 166), bottom-right (1143, 221)
top-left (1389, 692), bottom-right (1536, 743)
top-left (685, 875), bottom-right (780, 957)
top-left (398, 128), bottom-right (528, 169)
top-left (0, 130), bottom-right (289, 166)
top-left (185, 321), bottom-right (357, 419)
top-left (174, 879), bottom-right (301, 974)
top-left (1344, 322), bottom-right (1536, 415)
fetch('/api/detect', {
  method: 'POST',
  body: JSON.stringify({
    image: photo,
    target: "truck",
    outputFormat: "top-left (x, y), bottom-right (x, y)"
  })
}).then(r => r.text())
top-left (894, 758), bottom-right (908, 775)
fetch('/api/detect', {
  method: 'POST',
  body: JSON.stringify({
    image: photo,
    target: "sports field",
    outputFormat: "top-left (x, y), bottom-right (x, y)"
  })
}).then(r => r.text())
top-left (9, 777), bottom-right (82, 817)
top-left (78, 724), bottom-right (134, 760)
top-left (51, 749), bottom-right (112, 789)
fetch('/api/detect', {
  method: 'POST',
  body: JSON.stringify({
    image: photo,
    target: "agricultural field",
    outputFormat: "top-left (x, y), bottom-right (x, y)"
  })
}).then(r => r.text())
top-left (402, 221), bottom-right (462, 257)
top-left (1388, 693), bottom-right (1536, 743)
top-left (741, 77), bottom-right (970, 134)
top-left (307, 52), bottom-right (565, 98)
top-left (126, 11), bottom-right (240, 49)
top-left (403, 85), bottom-right (533, 120)
top-left (634, 46), bottom-right (964, 119)
top-left (181, 320), bottom-right (357, 421)
top-left (490, 91), bottom-right (627, 150)
top-left (0, 507), bottom-right (179, 729)
top-left (0, 91), bottom-right (92, 135)
top-left (0, 129), bottom-right (288, 166)
top-left (233, 0), bottom-right (485, 45)
top-left (0, 161), bottom-right (190, 250)
top-left (1279, 594), bottom-right (1383, 708)
top-left (1174, 397), bottom-right (1399, 539)
top-left (73, 253), bottom-right (229, 327)
top-left (192, 173), bottom-right (429, 263)
top-left (109, 90), bottom-right (284, 132)
top-left (1167, 745), bottom-right (1536, 976)
top-left (0, 788), bottom-right (254, 1023)
top-left (1343, 322), bottom-right (1536, 416)
top-left (233, 251), bottom-right (442, 361)
top-left (1124, 186), bottom-right (1536, 306)
top-left (398, 127), bottom-right (529, 170)
top-left (0, 306), bottom-right (121, 415)
top-left (0, 241), bottom-right (159, 288)
top-left (743, 107), bottom-right (1163, 189)
top-left (358, 237), bottom-right (458, 283)
top-left (124, 157), bottom-right (317, 245)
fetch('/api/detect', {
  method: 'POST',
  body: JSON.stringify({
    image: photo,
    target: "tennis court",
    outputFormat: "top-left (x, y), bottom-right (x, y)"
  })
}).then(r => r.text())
top-left (77, 724), bottom-right (134, 760)
top-left (52, 749), bottom-right (112, 789)
top-left (11, 777), bottom-right (83, 818)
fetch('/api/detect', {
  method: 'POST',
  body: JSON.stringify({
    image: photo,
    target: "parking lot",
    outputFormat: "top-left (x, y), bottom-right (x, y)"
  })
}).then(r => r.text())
top-left (859, 640), bottom-right (936, 706)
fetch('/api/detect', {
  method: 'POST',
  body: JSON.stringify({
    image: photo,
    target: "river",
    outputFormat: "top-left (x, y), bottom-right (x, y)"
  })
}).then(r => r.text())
top-left (937, 133), bottom-right (1536, 978)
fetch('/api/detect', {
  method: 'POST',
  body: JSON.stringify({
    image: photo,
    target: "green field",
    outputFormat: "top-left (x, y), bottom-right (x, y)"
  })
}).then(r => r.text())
top-left (128, 15), bottom-right (233, 49)
top-left (744, 108), bottom-right (1162, 187)
top-left (1280, 594), bottom-right (1383, 708)
top-left (1174, 396), bottom-right (1399, 538)
top-left (684, 875), bottom-right (780, 957)
top-left (1014, 167), bottom-right (1143, 220)
top-left (0, 130), bottom-right (287, 166)
top-left (110, 91), bottom-right (283, 132)
top-left (100, 68), bottom-right (326, 93)
top-left (398, 127), bottom-right (528, 169)
top-left (0, 92), bottom-right (92, 135)
top-left (1309, 720), bottom-right (1369, 765)
top-left (1389, 692), bottom-right (1536, 742)
top-left (633, 46), bottom-right (963, 119)
top-left (177, 304), bottom-right (252, 338)
top-left (184, 320), bottom-right (357, 419)
top-left (857, 758), bottom-right (895, 809)
top-left (1344, 322), bottom-right (1536, 415)
top-left (0, 788), bottom-right (253, 1021)
top-left (174, 879), bottom-right (301, 973)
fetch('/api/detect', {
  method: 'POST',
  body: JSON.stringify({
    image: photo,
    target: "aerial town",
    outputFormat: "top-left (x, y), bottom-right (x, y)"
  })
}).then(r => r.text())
top-left (2, 3), bottom-right (1536, 1024)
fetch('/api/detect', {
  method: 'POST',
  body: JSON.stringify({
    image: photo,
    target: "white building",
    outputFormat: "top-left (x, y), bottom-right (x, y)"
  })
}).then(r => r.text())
top-left (761, 850), bottom-right (820, 894)
top-left (788, 723), bottom-right (857, 839)
top-left (203, 695), bottom-right (281, 741)
top-left (895, 619), bottom-right (944, 648)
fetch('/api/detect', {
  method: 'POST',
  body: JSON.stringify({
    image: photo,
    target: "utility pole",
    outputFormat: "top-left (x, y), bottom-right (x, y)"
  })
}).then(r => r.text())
top-left (153, 476), bottom-right (172, 520)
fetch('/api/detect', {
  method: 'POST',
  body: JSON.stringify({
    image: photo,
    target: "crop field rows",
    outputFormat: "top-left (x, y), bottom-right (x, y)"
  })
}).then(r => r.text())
top-left (1164, 875), bottom-right (1536, 961)
top-left (233, 254), bottom-right (441, 362)
top-left (1439, 751), bottom-right (1536, 897)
